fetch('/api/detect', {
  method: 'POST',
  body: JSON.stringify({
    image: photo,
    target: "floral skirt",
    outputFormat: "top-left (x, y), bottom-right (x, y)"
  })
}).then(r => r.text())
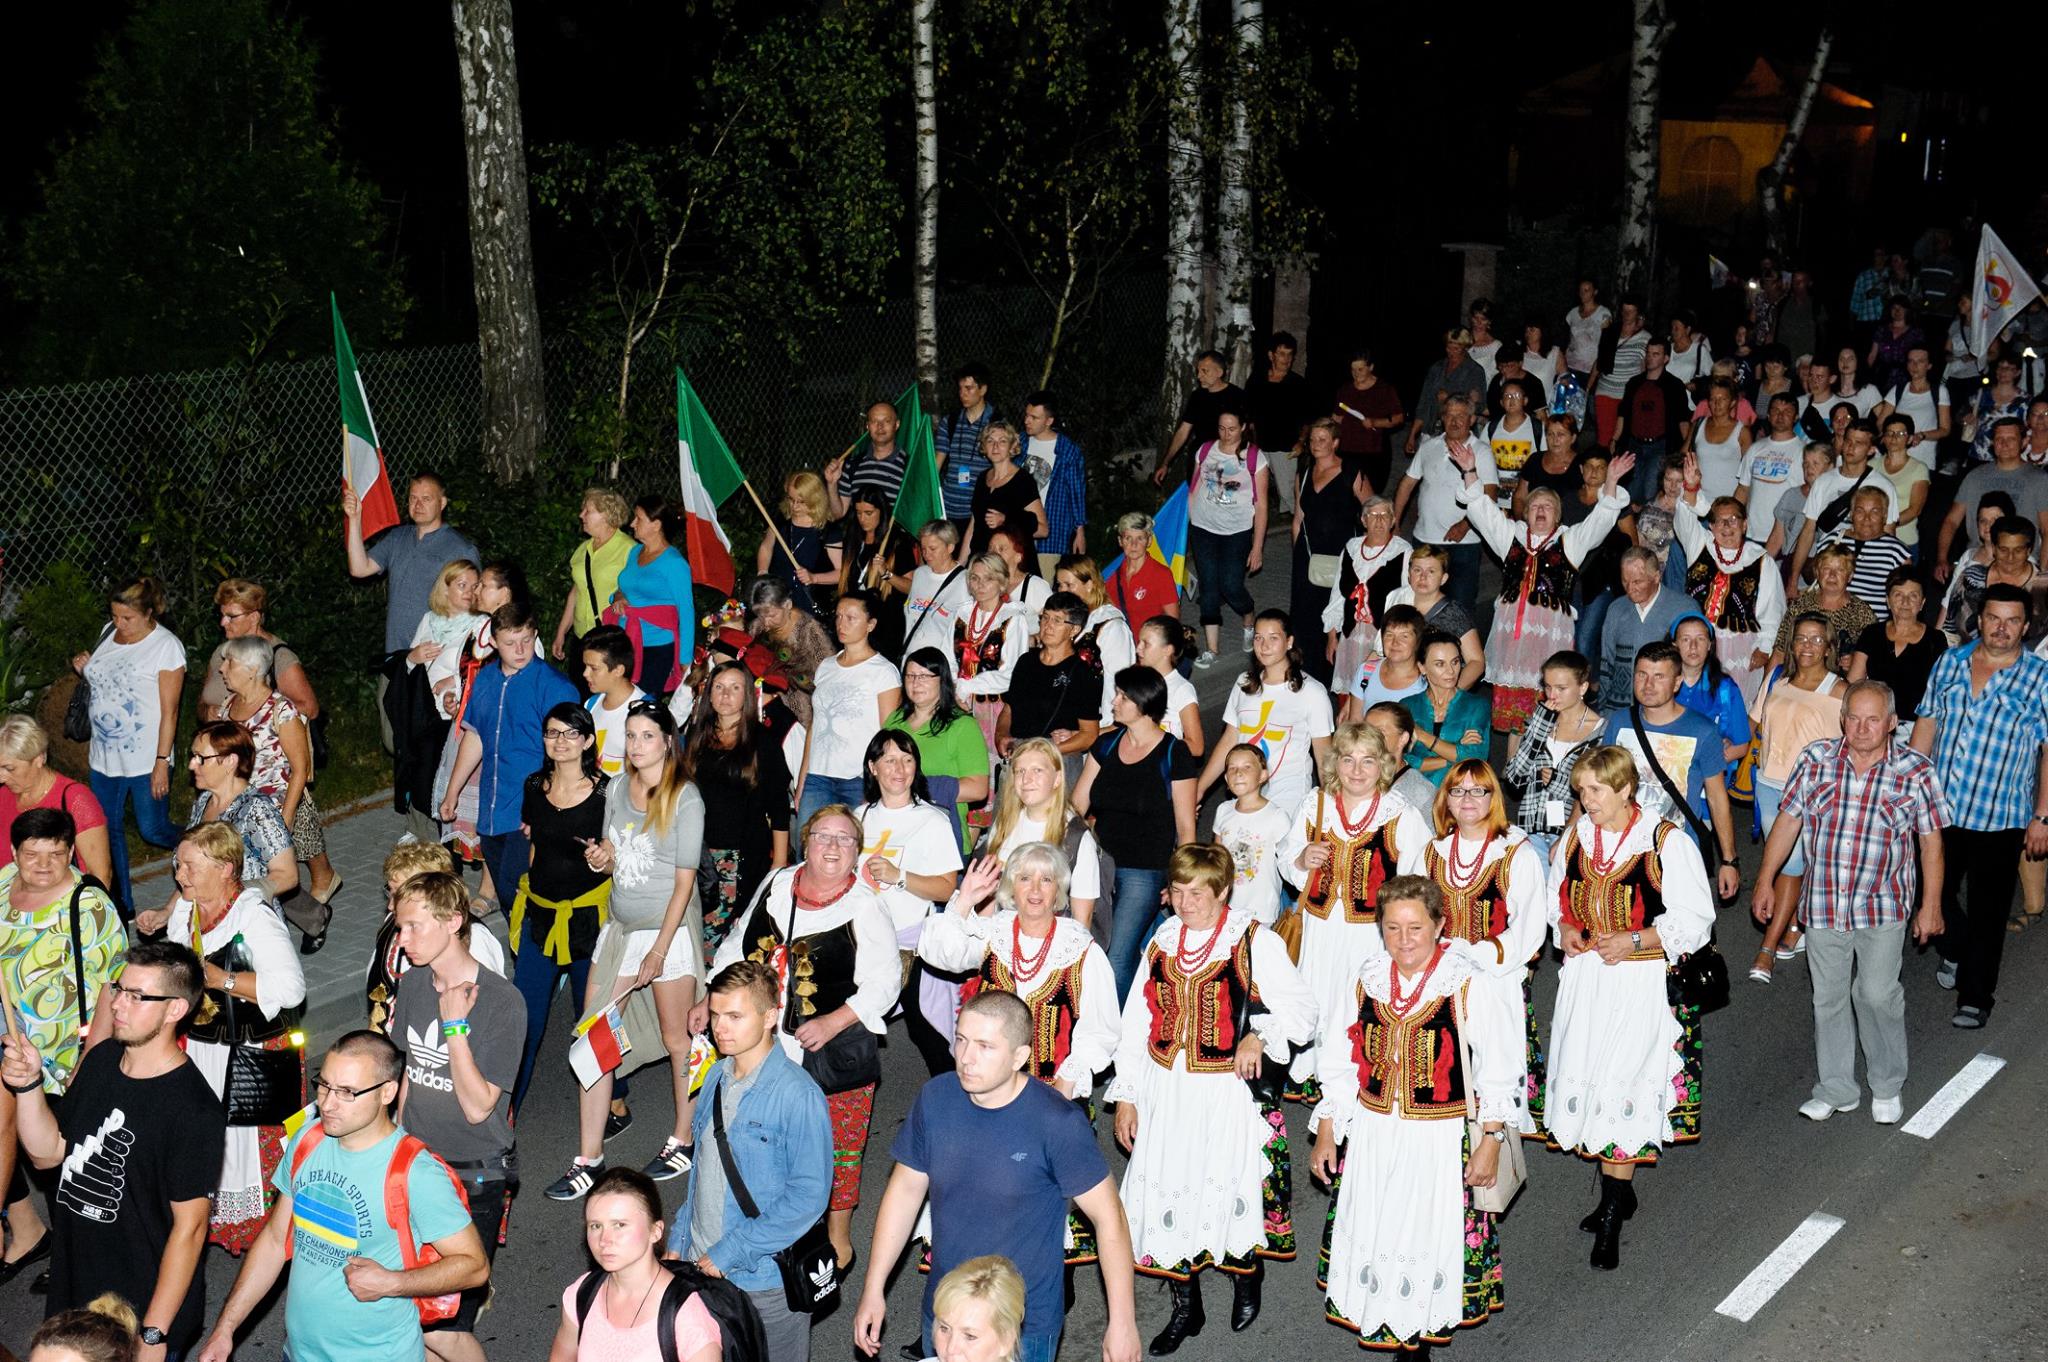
top-left (827, 1083), bottom-right (877, 1210)
top-left (1523, 964), bottom-right (1551, 1143)
top-left (699, 845), bottom-right (771, 953)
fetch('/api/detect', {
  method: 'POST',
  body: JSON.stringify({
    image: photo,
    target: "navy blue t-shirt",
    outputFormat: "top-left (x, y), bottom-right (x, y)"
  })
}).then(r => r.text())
top-left (892, 1074), bottom-right (1109, 1340)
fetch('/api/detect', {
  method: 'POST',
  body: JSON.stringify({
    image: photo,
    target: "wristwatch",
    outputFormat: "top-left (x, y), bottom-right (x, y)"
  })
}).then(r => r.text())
top-left (1486, 1127), bottom-right (1508, 1145)
top-left (140, 1326), bottom-right (167, 1347)
top-left (1629, 930), bottom-right (1643, 951)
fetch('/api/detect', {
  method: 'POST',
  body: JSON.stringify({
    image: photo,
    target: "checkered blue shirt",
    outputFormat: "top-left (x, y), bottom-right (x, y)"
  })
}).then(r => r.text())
top-left (1780, 738), bottom-right (1946, 930)
top-left (1916, 642), bottom-right (2048, 832)
top-left (937, 407), bottom-right (993, 518)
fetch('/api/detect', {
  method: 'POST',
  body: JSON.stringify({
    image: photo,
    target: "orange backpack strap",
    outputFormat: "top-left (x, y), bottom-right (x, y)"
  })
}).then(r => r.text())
top-left (384, 1133), bottom-right (470, 1271)
top-left (281, 1124), bottom-right (328, 1262)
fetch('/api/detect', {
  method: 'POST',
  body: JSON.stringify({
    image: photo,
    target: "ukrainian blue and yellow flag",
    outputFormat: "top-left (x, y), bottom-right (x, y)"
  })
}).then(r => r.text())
top-left (1103, 484), bottom-right (1190, 595)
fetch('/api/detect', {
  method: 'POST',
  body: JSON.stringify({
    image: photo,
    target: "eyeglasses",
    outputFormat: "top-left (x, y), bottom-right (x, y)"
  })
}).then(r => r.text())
top-left (808, 832), bottom-right (861, 849)
top-left (542, 727), bottom-right (583, 742)
top-left (313, 1079), bottom-right (390, 1102)
top-left (218, 610), bottom-right (253, 623)
top-left (1445, 787), bottom-right (1493, 801)
top-left (188, 751), bottom-right (233, 764)
top-left (1709, 516), bottom-right (1744, 527)
top-left (110, 981), bottom-right (178, 1004)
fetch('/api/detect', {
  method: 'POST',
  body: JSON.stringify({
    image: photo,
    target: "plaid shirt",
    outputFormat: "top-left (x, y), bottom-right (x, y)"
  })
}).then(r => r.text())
top-left (1500, 704), bottom-right (1608, 834)
top-left (1917, 642), bottom-right (2048, 831)
top-left (937, 406), bottom-right (993, 518)
top-left (1780, 738), bottom-right (1946, 930)
top-left (1031, 430), bottom-right (1089, 553)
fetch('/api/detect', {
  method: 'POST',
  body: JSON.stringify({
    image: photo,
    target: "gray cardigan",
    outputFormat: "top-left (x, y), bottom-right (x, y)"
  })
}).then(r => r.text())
top-left (1598, 586), bottom-right (1690, 710)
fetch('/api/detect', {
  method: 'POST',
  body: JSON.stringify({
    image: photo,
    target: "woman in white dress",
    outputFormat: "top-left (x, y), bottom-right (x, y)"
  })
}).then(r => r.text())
top-left (1672, 451), bottom-right (1786, 704)
top-left (1278, 723), bottom-right (1431, 1096)
top-left (149, 822), bottom-right (306, 1253)
top-left (1311, 875), bottom-right (1524, 1353)
top-left (1321, 498), bottom-right (1412, 702)
top-left (1544, 745), bottom-right (1715, 1271)
top-left (1108, 844), bottom-right (1316, 1354)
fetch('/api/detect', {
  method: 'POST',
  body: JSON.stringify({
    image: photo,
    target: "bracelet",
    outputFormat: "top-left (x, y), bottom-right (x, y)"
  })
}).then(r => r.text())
top-left (4, 1075), bottom-right (41, 1095)
top-left (442, 1019), bottom-right (471, 1037)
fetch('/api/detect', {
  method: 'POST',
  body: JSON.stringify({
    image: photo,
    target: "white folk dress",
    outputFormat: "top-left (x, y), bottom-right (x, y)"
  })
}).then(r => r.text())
top-left (1105, 912), bottom-right (1315, 1278)
top-left (1671, 494), bottom-right (1786, 704)
top-left (1313, 949), bottom-right (1524, 1349)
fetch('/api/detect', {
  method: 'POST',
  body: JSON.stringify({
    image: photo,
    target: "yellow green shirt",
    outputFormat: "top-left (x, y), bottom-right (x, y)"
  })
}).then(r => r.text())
top-left (0, 866), bottom-right (126, 1092)
top-left (570, 531), bottom-right (637, 636)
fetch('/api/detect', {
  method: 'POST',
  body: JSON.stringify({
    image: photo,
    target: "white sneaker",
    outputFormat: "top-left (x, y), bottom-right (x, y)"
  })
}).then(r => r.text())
top-left (1194, 650), bottom-right (1218, 670)
top-left (1934, 959), bottom-right (1958, 991)
top-left (1241, 626), bottom-right (1255, 652)
top-left (1797, 1097), bottom-right (1858, 1121)
top-left (1871, 1096), bottom-right (1904, 1125)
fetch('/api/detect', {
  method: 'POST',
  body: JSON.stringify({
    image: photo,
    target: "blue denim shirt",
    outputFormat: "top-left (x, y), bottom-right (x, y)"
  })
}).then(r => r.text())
top-left (461, 658), bottom-right (578, 835)
top-left (667, 1048), bottom-right (833, 1290)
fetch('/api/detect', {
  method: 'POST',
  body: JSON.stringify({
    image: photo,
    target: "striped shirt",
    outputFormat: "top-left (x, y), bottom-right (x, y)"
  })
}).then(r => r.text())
top-left (1780, 738), bottom-right (1945, 930)
top-left (1816, 530), bottom-right (1913, 619)
top-left (1916, 642), bottom-right (2048, 831)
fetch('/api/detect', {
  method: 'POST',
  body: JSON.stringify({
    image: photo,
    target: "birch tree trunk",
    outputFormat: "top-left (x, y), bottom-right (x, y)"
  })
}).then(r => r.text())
top-left (1758, 28), bottom-right (1833, 258)
top-left (912, 0), bottom-right (941, 408)
top-left (1160, 0), bottom-right (1205, 438)
top-left (1613, 0), bottom-right (1673, 302)
top-left (452, 0), bottom-right (546, 483)
top-left (1214, 0), bottom-right (1262, 384)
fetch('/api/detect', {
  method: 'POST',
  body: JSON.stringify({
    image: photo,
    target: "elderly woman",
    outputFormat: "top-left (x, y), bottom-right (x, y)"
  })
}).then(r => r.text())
top-left (969, 420), bottom-right (1049, 557)
top-left (1446, 443), bottom-right (1633, 737)
top-left (1054, 555), bottom-right (1136, 729)
top-left (926, 1255), bottom-right (1029, 1362)
top-left (183, 721), bottom-right (295, 902)
top-left (1311, 874), bottom-right (1526, 1353)
top-left (716, 804), bottom-right (899, 1269)
top-left (1291, 418), bottom-right (1369, 686)
top-left (198, 579), bottom-right (321, 729)
top-left (217, 635), bottom-right (339, 945)
top-left (1323, 497), bottom-right (1412, 701)
top-left (1770, 543), bottom-right (1876, 673)
top-left (0, 717), bottom-right (111, 887)
top-left (71, 575), bottom-right (185, 918)
top-left (1544, 745), bottom-right (1715, 1271)
top-left (1278, 723), bottom-right (1432, 1092)
top-left (745, 573), bottom-right (837, 733)
top-left (1109, 843), bottom-right (1315, 1354)
top-left (1105, 512), bottom-right (1180, 635)
top-left (551, 485), bottom-right (636, 666)
top-left (148, 822), bottom-right (307, 1254)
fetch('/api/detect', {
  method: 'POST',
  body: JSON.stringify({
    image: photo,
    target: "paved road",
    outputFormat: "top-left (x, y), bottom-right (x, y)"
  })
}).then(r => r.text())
top-left (10, 523), bottom-right (2042, 1362)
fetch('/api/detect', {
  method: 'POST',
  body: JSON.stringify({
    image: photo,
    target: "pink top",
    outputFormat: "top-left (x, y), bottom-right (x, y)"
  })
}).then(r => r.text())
top-left (562, 1273), bottom-right (722, 1362)
top-left (0, 774), bottom-right (108, 871)
top-left (1755, 673), bottom-right (1843, 783)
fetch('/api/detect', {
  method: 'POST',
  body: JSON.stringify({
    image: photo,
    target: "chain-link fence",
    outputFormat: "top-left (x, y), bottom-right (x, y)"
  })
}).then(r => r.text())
top-left (0, 272), bottom-right (1167, 636)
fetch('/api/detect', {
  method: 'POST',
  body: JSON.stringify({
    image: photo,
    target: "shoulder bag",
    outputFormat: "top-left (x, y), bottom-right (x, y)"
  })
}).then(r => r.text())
top-left (214, 932), bottom-right (307, 1127)
top-left (1301, 466), bottom-right (1344, 588)
top-left (1454, 983), bottom-right (1525, 1215)
top-left (710, 1076), bottom-right (842, 1313)
top-left (781, 892), bottom-right (880, 1095)
top-left (63, 624), bottom-right (113, 743)
top-left (1625, 706), bottom-right (1732, 1014)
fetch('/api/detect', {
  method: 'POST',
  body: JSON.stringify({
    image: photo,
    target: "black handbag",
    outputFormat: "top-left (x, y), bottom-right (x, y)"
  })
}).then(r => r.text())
top-left (1627, 705), bottom-right (1733, 1014)
top-left (215, 939), bottom-right (306, 1127)
top-left (711, 1078), bottom-right (841, 1314)
top-left (780, 897), bottom-right (881, 1095)
top-left (63, 626), bottom-right (110, 744)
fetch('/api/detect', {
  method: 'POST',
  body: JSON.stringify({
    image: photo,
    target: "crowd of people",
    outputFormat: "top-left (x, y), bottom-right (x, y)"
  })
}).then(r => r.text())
top-left (5, 228), bottom-right (2048, 1362)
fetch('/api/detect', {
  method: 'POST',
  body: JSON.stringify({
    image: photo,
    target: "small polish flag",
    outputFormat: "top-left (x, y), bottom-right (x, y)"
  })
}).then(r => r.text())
top-left (569, 1003), bottom-right (633, 1090)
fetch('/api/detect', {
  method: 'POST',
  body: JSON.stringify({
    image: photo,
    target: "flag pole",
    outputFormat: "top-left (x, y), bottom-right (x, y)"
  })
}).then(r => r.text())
top-left (738, 479), bottom-right (809, 584)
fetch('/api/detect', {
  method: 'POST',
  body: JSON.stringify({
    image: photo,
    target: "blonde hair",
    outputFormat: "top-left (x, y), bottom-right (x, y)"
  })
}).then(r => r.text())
top-left (801, 803), bottom-right (860, 847)
top-left (1572, 744), bottom-right (1640, 799)
top-left (931, 1256), bottom-right (1026, 1356)
top-left (30, 1292), bottom-right (139, 1362)
top-left (180, 822), bottom-right (246, 878)
top-left (109, 576), bottom-right (166, 619)
top-left (967, 552), bottom-right (1009, 593)
top-left (1431, 758), bottom-right (1509, 838)
top-left (384, 840), bottom-right (456, 885)
top-left (1054, 554), bottom-right (1108, 609)
top-left (0, 714), bottom-right (50, 762)
top-left (393, 870), bottom-right (471, 930)
top-left (988, 738), bottom-right (1073, 851)
top-left (581, 486), bottom-right (630, 529)
top-left (214, 578), bottom-right (267, 615)
top-left (1324, 722), bottom-right (1396, 793)
top-left (784, 471), bottom-right (828, 524)
top-left (427, 559), bottom-right (482, 617)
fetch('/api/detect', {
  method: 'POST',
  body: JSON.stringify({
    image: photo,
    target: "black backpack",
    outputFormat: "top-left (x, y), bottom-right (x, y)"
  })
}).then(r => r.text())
top-left (574, 1265), bottom-right (768, 1362)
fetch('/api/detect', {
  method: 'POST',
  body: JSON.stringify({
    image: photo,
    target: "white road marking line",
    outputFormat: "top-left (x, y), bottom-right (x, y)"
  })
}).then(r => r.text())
top-left (1901, 1052), bottom-right (2006, 1139)
top-left (1714, 1212), bottom-right (1846, 1323)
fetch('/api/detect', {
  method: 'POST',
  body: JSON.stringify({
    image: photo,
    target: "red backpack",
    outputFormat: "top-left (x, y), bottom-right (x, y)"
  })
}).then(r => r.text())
top-left (285, 1122), bottom-right (472, 1324)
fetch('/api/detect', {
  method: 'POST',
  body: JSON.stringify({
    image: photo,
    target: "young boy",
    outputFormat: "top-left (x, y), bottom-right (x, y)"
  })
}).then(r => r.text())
top-left (580, 625), bottom-right (647, 777)
top-left (1211, 743), bottom-right (1293, 925)
top-left (367, 841), bottom-right (506, 1034)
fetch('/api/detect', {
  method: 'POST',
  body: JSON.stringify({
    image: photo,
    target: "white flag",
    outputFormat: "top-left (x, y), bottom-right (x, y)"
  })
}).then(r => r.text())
top-left (1971, 224), bottom-right (2042, 360)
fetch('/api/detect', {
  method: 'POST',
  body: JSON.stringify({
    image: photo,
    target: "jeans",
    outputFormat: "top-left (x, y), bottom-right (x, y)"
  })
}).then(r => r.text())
top-left (511, 940), bottom-right (593, 1113)
top-left (1188, 525), bottom-right (1255, 627)
top-left (1755, 778), bottom-right (1806, 876)
top-left (753, 1285), bottom-right (814, 1362)
top-left (1575, 588), bottom-right (1616, 661)
top-left (1806, 920), bottom-right (1908, 1107)
top-left (89, 769), bottom-right (180, 917)
top-left (1937, 825), bottom-right (2023, 1014)
top-left (480, 830), bottom-right (531, 917)
top-left (1107, 866), bottom-right (1169, 1001)
top-left (1625, 436), bottom-right (1671, 506)
top-left (796, 773), bottom-right (868, 833)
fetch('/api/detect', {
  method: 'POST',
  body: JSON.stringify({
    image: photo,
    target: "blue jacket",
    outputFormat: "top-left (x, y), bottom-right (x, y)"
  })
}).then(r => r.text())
top-left (1030, 430), bottom-right (1088, 553)
top-left (462, 658), bottom-right (578, 835)
top-left (667, 1048), bottom-right (833, 1289)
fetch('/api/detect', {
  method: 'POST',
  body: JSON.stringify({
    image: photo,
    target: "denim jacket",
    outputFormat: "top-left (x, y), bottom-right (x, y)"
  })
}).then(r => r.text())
top-left (666, 1048), bottom-right (833, 1289)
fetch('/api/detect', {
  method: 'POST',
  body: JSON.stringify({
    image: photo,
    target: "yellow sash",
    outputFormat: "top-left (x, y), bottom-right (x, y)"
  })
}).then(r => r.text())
top-left (509, 875), bottom-right (612, 965)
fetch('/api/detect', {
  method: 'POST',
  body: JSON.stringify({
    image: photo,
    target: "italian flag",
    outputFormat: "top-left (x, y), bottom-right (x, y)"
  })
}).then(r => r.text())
top-left (676, 368), bottom-right (746, 594)
top-left (331, 296), bottom-right (401, 541)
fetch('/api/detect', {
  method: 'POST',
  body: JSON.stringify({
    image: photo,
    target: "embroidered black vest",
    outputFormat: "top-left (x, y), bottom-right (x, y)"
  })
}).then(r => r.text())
top-left (738, 896), bottom-right (861, 1031)
top-left (1556, 821), bottom-right (1679, 961)
top-left (1424, 842), bottom-right (1513, 949)
top-left (1685, 549), bottom-right (1767, 632)
top-left (964, 950), bottom-right (1088, 1083)
top-left (1499, 535), bottom-right (1579, 614)
top-left (1303, 799), bottom-right (1405, 924)
top-left (1348, 982), bottom-right (1469, 1120)
top-left (1143, 924), bottom-right (1261, 1074)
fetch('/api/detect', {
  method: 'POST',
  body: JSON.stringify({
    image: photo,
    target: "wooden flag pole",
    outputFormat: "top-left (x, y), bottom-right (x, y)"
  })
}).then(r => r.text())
top-left (739, 479), bottom-right (808, 582)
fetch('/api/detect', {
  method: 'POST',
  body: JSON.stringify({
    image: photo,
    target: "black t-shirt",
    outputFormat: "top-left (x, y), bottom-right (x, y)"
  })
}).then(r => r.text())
top-left (50, 1043), bottom-right (226, 1347)
top-left (1006, 653), bottom-right (1103, 743)
top-left (695, 732), bottom-right (794, 857)
top-left (522, 779), bottom-right (610, 901)
top-left (1244, 372), bottom-right (1316, 452)
top-left (1086, 729), bottom-right (1199, 869)
top-left (968, 472), bottom-right (1043, 556)
top-left (1176, 383), bottom-right (1246, 454)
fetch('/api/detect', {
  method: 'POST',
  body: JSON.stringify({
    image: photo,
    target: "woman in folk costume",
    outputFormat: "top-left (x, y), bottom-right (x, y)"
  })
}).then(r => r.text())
top-left (1108, 843), bottom-right (1316, 1355)
top-left (1672, 450), bottom-right (1785, 703)
top-left (1311, 874), bottom-right (1526, 1353)
top-left (1321, 496), bottom-right (1412, 703)
top-left (919, 843), bottom-right (1120, 1267)
top-left (1445, 446), bottom-right (1635, 740)
top-left (1543, 745), bottom-right (1716, 1271)
top-left (951, 553), bottom-right (1030, 779)
top-left (1277, 722), bottom-right (1432, 1098)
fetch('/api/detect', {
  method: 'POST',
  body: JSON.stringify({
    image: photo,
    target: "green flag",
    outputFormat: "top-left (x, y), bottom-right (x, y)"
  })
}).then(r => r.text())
top-left (894, 390), bottom-right (944, 532)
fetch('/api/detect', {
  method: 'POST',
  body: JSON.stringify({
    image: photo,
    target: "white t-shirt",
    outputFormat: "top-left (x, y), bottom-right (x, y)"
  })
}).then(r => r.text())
top-left (1795, 393), bottom-right (1851, 426)
top-left (1837, 383), bottom-right (1883, 417)
top-left (1739, 436), bottom-right (1804, 545)
top-left (1666, 336), bottom-right (1714, 385)
top-left (1408, 436), bottom-right (1500, 544)
top-left (1188, 442), bottom-right (1261, 536)
top-left (1469, 339), bottom-right (1502, 385)
top-left (1219, 677), bottom-right (1336, 815)
top-left (585, 688), bottom-right (647, 777)
top-left (1025, 435), bottom-right (1060, 503)
top-left (1803, 466), bottom-right (1900, 527)
top-left (1565, 305), bottom-right (1611, 372)
top-left (855, 799), bottom-right (965, 939)
top-left (84, 625), bottom-right (188, 777)
top-left (903, 562), bottom-right (973, 662)
top-left (806, 653), bottom-right (902, 778)
top-left (1213, 800), bottom-right (1294, 925)
top-left (1523, 346), bottom-right (1562, 393)
top-left (996, 814), bottom-right (1103, 904)
top-left (1882, 383), bottom-right (1949, 444)
top-left (1161, 668), bottom-right (1201, 741)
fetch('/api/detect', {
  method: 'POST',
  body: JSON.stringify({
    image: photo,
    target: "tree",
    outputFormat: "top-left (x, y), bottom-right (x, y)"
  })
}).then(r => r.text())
top-left (1160, 0), bottom-right (1206, 437)
top-left (12, 0), bottom-right (405, 380)
top-left (1758, 30), bottom-right (1834, 258)
top-left (451, 0), bottom-right (547, 483)
top-left (911, 0), bottom-right (941, 407)
top-left (1614, 0), bottom-right (1674, 302)
top-left (1213, 0), bottom-right (1263, 382)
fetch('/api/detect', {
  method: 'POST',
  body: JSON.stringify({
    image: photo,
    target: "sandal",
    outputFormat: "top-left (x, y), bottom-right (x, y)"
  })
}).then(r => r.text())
top-left (1748, 952), bottom-right (1774, 984)
top-left (1775, 932), bottom-right (1803, 960)
top-left (2009, 910), bottom-right (2045, 934)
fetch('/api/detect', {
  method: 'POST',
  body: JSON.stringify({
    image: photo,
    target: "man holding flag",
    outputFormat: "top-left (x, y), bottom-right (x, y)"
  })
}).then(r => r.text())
top-left (827, 397), bottom-right (913, 522)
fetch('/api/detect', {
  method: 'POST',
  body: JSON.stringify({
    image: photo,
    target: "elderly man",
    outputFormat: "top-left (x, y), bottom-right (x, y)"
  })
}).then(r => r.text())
top-left (1911, 583), bottom-right (2048, 1029)
top-left (826, 400), bottom-right (909, 522)
top-left (1597, 546), bottom-right (1690, 711)
top-left (1755, 681), bottom-right (1946, 1123)
top-left (1789, 417), bottom-right (1900, 586)
top-left (1403, 328), bottom-right (1488, 454)
top-left (1392, 395), bottom-right (1497, 613)
top-left (1934, 417), bottom-right (2048, 579)
top-left (1816, 486), bottom-right (1914, 618)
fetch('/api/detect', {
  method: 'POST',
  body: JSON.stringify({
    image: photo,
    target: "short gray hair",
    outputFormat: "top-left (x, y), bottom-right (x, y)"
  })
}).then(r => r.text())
top-left (995, 840), bottom-right (1072, 916)
top-left (1361, 495), bottom-right (1393, 518)
top-left (1442, 395), bottom-right (1475, 418)
top-left (1619, 546), bottom-right (1661, 574)
top-left (220, 635), bottom-right (277, 684)
top-left (1842, 678), bottom-right (1897, 717)
top-left (1114, 511), bottom-right (1152, 538)
top-left (1525, 487), bottom-right (1563, 517)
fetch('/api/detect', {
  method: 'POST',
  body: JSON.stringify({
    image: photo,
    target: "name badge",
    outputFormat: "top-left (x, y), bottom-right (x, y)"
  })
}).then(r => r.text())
top-left (1544, 798), bottom-right (1568, 829)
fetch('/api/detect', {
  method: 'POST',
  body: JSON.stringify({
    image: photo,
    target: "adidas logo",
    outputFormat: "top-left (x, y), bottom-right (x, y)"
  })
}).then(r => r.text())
top-left (809, 1260), bottom-right (838, 1290)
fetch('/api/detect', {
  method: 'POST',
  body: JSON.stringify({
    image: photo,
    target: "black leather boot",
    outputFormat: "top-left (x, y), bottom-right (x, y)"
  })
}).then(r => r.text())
top-left (1589, 1175), bottom-right (1633, 1270)
top-left (1578, 1172), bottom-right (1636, 1232)
top-left (1230, 1261), bottom-right (1263, 1332)
top-left (1149, 1275), bottom-right (1206, 1355)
